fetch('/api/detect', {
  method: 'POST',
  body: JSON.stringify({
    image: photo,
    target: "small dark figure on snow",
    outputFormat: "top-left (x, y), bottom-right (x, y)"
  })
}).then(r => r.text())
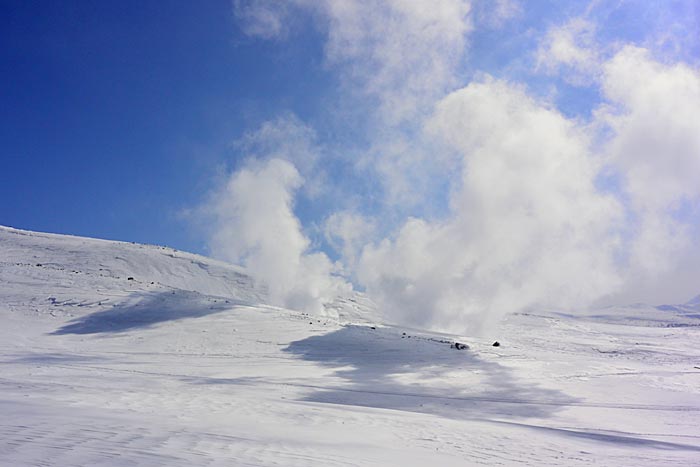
top-left (453, 342), bottom-right (468, 350)
top-left (492, 341), bottom-right (500, 347)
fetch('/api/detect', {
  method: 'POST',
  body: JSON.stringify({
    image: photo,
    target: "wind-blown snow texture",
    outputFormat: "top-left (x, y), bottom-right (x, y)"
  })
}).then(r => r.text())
top-left (1, 225), bottom-right (699, 466)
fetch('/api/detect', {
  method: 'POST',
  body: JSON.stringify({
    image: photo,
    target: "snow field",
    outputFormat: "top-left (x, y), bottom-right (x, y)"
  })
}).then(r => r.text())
top-left (1, 225), bottom-right (699, 465)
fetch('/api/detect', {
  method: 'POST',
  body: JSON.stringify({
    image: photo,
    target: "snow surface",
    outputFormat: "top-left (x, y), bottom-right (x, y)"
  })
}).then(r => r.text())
top-left (1, 225), bottom-right (699, 466)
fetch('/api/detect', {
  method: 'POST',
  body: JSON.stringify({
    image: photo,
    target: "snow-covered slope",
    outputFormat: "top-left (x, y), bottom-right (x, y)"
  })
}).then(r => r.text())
top-left (0, 225), bottom-right (375, 327)
top-left (0, 224), bottom-right (262, 307)
top-left (1, 225), bottom-right (699, 466)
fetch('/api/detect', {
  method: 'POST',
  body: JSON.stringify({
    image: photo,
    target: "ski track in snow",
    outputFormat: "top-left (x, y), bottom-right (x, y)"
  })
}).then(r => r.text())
top-left (1, 225), bottom-right (699, 466)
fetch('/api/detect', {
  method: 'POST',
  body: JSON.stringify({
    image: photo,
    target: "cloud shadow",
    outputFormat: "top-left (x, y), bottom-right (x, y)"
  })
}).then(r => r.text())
top-left (277, 325), bottom-right (577, 420)
top-left (51, 291), bottom-right (242, 335)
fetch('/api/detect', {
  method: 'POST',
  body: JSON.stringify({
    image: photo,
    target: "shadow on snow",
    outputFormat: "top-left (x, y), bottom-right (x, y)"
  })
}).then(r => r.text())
top-left (491, 420), bottom-right (700, 452)
top-left (51, 291), bottom-right (242, 335)
top-left (1, 352), bottom-right (107, 364)
top-left (188, 324), bottom-right (580, 421)
top-left (279, 324), bottom-right (576, 420)
top-left (277, 325), bottom-right (700, 451)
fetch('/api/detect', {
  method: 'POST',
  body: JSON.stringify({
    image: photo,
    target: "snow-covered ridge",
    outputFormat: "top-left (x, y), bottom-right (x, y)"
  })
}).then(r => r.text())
top-left (0, 224), bottom-right (262, 302)
top-left (0, 224), bottom-right (376, 324)
top-left (546, 300), bottom-right (700, 328)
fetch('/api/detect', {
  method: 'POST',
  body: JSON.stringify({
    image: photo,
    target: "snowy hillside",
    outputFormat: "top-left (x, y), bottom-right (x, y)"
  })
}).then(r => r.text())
top-left (1, 225), bottom-right (699, 466)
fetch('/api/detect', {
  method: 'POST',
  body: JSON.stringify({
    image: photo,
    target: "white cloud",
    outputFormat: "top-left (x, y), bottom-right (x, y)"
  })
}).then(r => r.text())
top-left (474, 0), bottom-right (521, 29)
top-left (221, 3), bottom-right (700, 330)
top-left (315, 0), bottom-right (474, 210)
top-left (232, 1), bottom-right (475, 211)
top-left (232, 0), bottom-right (294, 40)
top-left (233, 1), bottom-right (475, 210)
top-left (233, 114), bottom-right (326, 197)
top-left (358, 78), bottom-right (622, 333)
top-left (534, 19), bottom-right (700, 304)
top-left (599, 46), bottom-right (700, 211)
top-left (208, 157), bottom-right (349, 314)
top-left (324, 210), bottom-right (376, 274)
top-left (536, 18), bottom-right (599, 85)
top-left (594, 46), bottom-right (700, 303)
top-left (235, 0), bottom-right (474, 121)
top-left (313, 0), bottom-right (473, 124)
top-left (201, 116), bottom-right (349, 314)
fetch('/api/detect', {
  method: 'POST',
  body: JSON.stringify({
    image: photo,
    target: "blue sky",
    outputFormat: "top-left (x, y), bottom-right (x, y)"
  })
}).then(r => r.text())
top-left (2, 1), bottom-right (699, 329)
top-left (1, 1), bottom-right (330, 250)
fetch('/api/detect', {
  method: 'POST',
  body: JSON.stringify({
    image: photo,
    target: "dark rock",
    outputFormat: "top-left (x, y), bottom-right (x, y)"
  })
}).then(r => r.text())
top-left (453, 342), bottom-right (468, 350)
top-left (492, 341), bottom-right (500, 347)
top-left (127, 277), bottom-right (134, 281)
